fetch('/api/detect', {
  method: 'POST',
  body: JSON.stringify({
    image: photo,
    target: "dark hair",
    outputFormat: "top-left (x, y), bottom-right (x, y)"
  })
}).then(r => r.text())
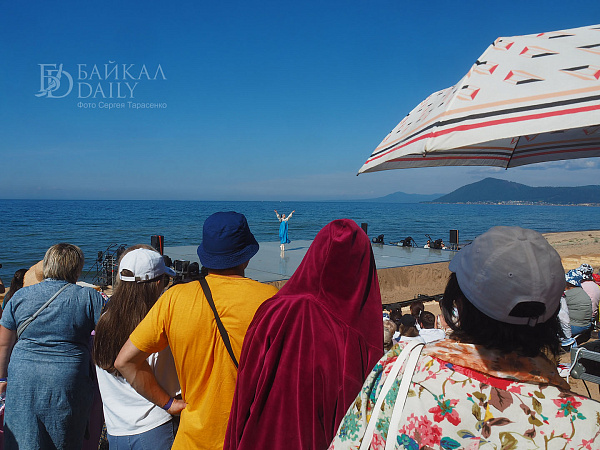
top-left (441, 273), bottom-right (561, 357)
top-left (399, 314), bottom-right (419, 338)
top-left (419, 311), bottom-right (436, 329)
top-left (389, 308), bottom-right (402, 328)
top-left (410, 300), bottom-right (424, 320)
top-left (93, 244), bottom-right (165, 375)
top-left (399, 324), bottom-right (420, 338)
top-left (2, 269), bottom-right (28, 307)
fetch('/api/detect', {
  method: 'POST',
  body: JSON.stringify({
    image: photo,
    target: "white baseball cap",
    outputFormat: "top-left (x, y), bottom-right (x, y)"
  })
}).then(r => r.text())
top-left (448, 226), bottom-right (565, 326)
top-left (119, 248), bottom-right (176, 282)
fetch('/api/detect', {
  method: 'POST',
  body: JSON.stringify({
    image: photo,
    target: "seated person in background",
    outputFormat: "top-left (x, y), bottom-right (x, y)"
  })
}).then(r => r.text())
top-left (564, 269), bottom-right (593, 336)
top-left (578, 263), bottom-right (600, 321)
top-left (435, 298), bottom-right (455, 333)
top-left (383, 318), bottom-right (397, 352)
top-left (418, 310), bottom-right (446, 343)
top-left (329, 226), bottom-right (600, 450)
top-left (389, 308), bottom-right (402, 340)
top-left (409, 300), bottom-right (424, 328)
top-left (558, 293), bottom-right (576, 348)
top-left (395, 314), bottom-right (425, 344)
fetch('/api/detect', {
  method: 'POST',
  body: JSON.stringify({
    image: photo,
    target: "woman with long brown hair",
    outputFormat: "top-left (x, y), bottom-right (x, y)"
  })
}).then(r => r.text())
top-left (1, 268), bottom-right (28, 310)
top-left (93, 245), bottom-right (179, 448)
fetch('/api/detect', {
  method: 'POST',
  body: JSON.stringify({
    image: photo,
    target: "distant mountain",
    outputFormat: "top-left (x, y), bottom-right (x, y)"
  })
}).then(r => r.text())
top-left (432, 178), bottom-right (600, 205)
top-left (367, 191), bottom-right (444, 203)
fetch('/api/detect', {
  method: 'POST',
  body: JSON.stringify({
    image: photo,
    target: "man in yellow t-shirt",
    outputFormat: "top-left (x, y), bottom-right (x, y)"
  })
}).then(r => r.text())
top-left (115, 212), bottom-right (278, 449)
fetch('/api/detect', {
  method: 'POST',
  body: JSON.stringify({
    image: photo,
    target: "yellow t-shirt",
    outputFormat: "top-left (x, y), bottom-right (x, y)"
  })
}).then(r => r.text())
top-left (130, 274), bottom-right (278, 450)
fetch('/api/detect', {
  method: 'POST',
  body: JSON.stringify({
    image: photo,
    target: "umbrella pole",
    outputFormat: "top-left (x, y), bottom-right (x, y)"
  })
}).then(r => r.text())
top-left (505, 136), bottom-right (521, 169)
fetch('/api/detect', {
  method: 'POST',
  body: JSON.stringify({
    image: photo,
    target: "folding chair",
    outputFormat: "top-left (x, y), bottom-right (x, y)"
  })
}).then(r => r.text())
top-left (570, 343), bottom-right (600, 396)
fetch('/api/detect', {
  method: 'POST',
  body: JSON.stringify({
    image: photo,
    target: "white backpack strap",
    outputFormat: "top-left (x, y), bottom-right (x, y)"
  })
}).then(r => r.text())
top-left (384, 342), bottom-right (424, 450)
top-left (359, 341), bottom-right (424, 450)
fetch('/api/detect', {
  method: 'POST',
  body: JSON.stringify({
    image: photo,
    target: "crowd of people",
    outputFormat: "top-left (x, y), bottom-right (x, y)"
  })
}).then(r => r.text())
top-left (0, 219), bottom-right (599, 449)
top-left (383, 300), bottom-right (448, 350)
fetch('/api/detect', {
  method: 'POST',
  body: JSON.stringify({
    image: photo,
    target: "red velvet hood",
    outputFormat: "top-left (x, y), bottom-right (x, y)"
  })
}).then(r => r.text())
top-left (225, 219), bottom-right (383, 450)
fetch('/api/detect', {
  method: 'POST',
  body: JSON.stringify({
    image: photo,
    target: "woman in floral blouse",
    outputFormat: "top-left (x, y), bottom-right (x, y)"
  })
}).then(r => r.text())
top-left (329, 226), bottom-right (600, 450)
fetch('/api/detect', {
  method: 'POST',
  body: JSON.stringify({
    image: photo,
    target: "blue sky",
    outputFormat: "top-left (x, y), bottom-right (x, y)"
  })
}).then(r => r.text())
top-left (2, 0), bottom-right (599, 200)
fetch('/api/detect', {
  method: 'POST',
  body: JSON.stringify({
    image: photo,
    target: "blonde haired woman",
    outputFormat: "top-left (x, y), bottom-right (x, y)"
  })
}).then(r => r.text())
top-left (0, 243), bottom-right (105, 449)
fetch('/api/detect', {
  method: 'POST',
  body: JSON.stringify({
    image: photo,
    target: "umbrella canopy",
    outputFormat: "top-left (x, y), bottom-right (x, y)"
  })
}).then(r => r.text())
top-left (359, 24), bottom-right (600, 174)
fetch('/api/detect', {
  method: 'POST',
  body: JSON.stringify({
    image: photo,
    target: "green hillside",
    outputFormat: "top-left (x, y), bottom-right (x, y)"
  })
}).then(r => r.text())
top-left (432, 178), bottom-right (600, 204)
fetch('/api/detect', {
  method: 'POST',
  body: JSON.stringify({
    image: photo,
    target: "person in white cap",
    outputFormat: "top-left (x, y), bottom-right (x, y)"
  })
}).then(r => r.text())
top-left (329, 226), bottom-right (600, 450)
top-left (115, 212), bottom-right (278, 450)
top-left (93, 245), bottom-right (179, 448)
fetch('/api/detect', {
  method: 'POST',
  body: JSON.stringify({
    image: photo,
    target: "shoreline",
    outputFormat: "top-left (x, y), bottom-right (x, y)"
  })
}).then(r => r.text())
top-left (428, 202), bottom-right (600, 207)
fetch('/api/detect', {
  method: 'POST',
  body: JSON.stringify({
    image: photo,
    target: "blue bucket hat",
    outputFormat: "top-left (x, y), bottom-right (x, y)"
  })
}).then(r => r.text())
top-left (197, 212), bottom-right (259, 270)
top-left (565, 269), bottom-right (583, 287)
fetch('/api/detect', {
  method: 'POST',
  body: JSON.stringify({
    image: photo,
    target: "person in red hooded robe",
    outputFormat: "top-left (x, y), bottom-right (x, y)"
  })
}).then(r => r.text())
top-left (224, 219), bottom-right (383, 450)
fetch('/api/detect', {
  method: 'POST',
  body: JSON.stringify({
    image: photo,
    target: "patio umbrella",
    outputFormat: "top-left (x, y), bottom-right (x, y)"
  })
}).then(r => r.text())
top-left (359, 24), bottom-right (600, 174)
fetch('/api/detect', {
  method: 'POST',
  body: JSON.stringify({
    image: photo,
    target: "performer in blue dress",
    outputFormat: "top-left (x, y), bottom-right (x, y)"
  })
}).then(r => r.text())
top-left (274, 210), bottom-right (295, 252)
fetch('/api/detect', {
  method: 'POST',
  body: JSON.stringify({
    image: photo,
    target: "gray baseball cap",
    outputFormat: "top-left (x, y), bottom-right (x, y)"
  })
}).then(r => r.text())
top-left (448, 226), bottom-right (565, 326)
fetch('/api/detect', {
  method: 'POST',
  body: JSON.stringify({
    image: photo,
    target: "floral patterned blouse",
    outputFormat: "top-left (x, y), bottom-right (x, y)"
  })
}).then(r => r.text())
top-left (329, 340), bottom-right (600, 450)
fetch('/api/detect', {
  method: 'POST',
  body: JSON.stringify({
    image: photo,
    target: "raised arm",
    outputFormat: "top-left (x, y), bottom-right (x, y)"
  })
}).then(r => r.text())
top-left (115, 339), bottom-right (187, 415)
top-left (274, 210), bottom-right (282, 221)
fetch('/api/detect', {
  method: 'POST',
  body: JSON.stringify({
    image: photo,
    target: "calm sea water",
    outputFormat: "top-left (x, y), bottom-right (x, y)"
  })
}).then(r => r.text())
top-left (1, 199), bottom-right (600, 284)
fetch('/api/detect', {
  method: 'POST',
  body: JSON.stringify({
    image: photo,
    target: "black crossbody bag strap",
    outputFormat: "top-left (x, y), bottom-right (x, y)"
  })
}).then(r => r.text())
top-left (199, 277), bottom-right (239, 369)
